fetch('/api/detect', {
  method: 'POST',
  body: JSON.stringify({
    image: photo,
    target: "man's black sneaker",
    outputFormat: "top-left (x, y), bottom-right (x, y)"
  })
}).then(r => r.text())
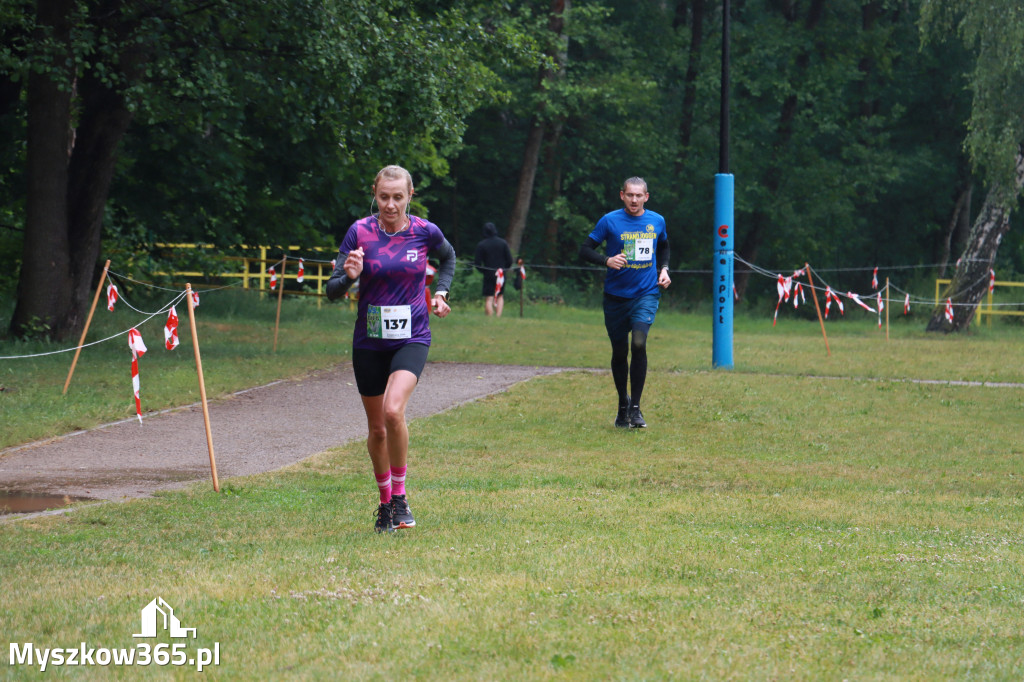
top-left (374, 502), bottom-right (395, 533)
top-left (628, 405), bottom-right (647, 428)
top-left (391, 494), bottom-right (416, 529)
top-left (615, 395), bottom-right (631, 428)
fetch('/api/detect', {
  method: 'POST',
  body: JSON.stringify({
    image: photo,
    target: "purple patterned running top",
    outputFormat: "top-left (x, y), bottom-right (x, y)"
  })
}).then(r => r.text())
top-left (339, 214), bottom-right (446, 350)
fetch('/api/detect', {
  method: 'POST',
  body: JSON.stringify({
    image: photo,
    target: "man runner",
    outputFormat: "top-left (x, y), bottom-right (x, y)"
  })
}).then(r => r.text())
top-left (579, 176), bottom-right (671, 428)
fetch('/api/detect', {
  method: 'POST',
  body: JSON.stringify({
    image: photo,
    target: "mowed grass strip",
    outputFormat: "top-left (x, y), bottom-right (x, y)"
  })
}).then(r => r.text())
top-left (2, 366), bottom-right (1023, 679)
top-left (4, 290), bottom-right (1024, 449)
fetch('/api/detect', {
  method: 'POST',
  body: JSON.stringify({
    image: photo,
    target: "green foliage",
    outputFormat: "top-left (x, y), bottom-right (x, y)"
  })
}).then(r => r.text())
top-left (3, 0), bottom-right (1023, 313)
top-left (920, 0), bottom-right (1024, 192)
top-left (0, 0), bottom-right (543, 273)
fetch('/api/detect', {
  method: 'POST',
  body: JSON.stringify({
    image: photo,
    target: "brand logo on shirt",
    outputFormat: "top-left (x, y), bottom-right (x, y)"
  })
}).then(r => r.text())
top-left (646, 224), bottom-right (655, 233)
top-left (406, 250), bottom-right (418, 262)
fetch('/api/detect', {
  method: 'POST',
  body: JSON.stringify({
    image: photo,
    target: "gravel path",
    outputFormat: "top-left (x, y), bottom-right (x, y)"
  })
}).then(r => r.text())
top-left (0, 363), bottom-right (568, 503)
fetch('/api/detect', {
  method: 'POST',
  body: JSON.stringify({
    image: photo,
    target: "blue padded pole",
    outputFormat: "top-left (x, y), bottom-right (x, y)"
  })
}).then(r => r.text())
top-left (712, 173), bottom-right (734, 369)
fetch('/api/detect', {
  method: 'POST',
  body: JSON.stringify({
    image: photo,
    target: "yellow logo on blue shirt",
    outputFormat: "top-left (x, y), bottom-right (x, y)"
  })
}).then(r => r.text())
top-left (646, 224), bottom-right (655, 233)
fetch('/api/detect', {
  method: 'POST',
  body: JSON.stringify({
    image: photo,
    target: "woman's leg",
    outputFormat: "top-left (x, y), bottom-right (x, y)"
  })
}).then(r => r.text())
top-left (380, 370), bottom-right (420, 529)
top-left (360, 394), bottom-right (391, 486)
top-left (380, 369), bottom-right (419, 470)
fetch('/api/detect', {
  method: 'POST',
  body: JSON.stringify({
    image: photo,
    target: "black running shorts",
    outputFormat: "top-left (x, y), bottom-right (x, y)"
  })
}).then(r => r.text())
top-left (352, 343), bottom-right (430, 397)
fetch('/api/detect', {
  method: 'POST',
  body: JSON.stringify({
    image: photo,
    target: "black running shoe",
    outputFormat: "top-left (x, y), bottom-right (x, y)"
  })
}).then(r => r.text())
top-left (374, 502), bottom-right (395, 533)
top-left (391, 494), bottom-right (416, 529)
top-left (628, 404), bottom-right (647, 428)
top-left (615, 394), bottom-right (631, 428)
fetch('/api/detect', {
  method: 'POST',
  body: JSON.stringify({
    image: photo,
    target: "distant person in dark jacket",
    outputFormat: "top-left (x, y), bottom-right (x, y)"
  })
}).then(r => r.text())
top-left (473, 221), bottom-right (514, 317)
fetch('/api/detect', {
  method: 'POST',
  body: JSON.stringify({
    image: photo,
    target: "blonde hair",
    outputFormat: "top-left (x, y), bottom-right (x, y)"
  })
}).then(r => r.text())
top-left (373, 165), bottom-right (414, 195)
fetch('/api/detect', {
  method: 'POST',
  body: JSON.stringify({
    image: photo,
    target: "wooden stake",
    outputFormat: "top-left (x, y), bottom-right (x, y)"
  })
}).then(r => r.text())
top-left (273, 255), bottom-right (287, 352)
top-left (518, 259), bottom-right (524, 318)
top-left (186, 284), bottom-right (220, 492)
top-left (63, 260), bottom-right (110, 395)
top-left (804, 263), bottom-right (831, 357)
top-left (885, 277), bottom-right (890, 341)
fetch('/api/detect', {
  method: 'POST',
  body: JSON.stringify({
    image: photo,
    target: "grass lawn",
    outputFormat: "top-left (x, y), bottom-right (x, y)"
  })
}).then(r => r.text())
top-left (2, 292), bottom-right (1023, 679)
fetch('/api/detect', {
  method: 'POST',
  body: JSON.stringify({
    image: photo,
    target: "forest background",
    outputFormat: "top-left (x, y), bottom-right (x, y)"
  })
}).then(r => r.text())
top-left (2, 0), bottom-right (1023, 340)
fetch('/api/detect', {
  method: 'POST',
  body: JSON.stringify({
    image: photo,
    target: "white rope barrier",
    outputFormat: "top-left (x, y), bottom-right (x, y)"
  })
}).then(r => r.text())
top-left (0, 289), bottom-right (188, 360)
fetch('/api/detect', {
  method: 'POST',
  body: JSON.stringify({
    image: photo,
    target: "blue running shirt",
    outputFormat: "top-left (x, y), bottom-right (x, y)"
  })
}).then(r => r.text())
top-left (588, 209), bottom-right (668, 299)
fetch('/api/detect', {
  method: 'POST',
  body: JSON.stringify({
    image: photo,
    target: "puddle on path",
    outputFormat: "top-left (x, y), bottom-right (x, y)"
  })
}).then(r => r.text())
top-left (0, 491), bottom-right (92, 515)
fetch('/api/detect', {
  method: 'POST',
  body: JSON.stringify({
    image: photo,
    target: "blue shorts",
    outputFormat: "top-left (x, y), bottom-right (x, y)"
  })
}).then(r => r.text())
top-left (603, 292), bottom-right (660, 343)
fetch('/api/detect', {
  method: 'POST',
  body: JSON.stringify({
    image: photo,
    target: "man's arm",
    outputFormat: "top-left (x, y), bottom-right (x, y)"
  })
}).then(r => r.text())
top-left (656, 238), bottom-right (669, 273)
top-left (579, 236), bottom-right (607, 266)
top-left (656, 238), bottom-right (671, 289)
top-left (581, 236), bottom-right (627, 270)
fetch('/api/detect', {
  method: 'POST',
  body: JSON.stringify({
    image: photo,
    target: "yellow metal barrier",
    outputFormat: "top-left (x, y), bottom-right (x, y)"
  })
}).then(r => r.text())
top-left (935, 278), bottom-right (1024, 326)
top-left (151, 244), bottom-right (340, 308)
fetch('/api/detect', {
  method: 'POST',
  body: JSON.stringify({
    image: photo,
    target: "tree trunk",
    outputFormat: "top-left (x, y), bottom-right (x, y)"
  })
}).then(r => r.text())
top-left (937, 181), bottom-right (972, 277)
top-left (733, 212), bottom-right (765, 298)
top-left (10, 0), bottom-right (140, 340)
top-left (675, 0), bottom-right (705, 170)
top-left (542, 121), bottom-right (564, 275)
top-left (927, 147), bottom-right (1024, 332)
top-left (505, 0), bottom-right (569, 255)
top-left (10, 0), bottom-right (76, 339)
top-left (448, 161), bottom-right (461, 255)
top-left (506, 120), bottom-right (546, 255)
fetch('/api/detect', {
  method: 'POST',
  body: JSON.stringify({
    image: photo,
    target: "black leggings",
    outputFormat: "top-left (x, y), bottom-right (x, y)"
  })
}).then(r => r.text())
top-left (610, 326), bottom-right (649, 407)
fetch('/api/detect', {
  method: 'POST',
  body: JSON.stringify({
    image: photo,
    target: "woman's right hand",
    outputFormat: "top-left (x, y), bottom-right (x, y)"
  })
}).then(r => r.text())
top-left (344, 247), bottom-right (364, 279)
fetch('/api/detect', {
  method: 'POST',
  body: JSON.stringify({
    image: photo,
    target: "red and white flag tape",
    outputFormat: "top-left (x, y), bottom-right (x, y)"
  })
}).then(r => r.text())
top-left (296, 258), bottom-right (305, 283)
top-left (191, 290), bottom-right (200, 308)
top-left (773, 275), bottom-right (793, 326)
top-left (871, 267), bottom-right (878, 290)
top-left (825, 287), bottom-right (844, 319)
top-left (848, 292), bottom-right (876, 314)
top-left (164, 306), bottom-right (179, 350)
top-left (495, 268), bottom-right (505, 296)
top-left (107, 284), bottom-right (119, 312)
top-left (331, 259), bottom-right (337, 272)
top-left (127, 328), bottom-right (148, 424)
top-left (989, 269), bottom-right (995, 293)
top-left (733, 283), bottom-right (739, 301)
top-left (268, 266), bottom-right (277, 290)
top-left (945, 298), bottom-right (954, 323)
top-left (904, 293), bottom-right (910, 315)
top-left (877, 292), bottom-right (884, 327)
top-left (520, 265), bottom-right (527, 281)
top-left (792, 282), bottom-right (805, 309)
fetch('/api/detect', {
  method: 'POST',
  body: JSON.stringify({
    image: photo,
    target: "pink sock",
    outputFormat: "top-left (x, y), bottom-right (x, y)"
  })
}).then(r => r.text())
top-left (391, 465), bottom-right (407, 497)
top-left (375, 471), bottom-right (392, 504)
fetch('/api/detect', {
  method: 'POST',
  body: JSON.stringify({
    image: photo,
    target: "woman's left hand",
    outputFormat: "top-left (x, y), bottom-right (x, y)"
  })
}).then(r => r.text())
top-left (431, 294), bottom-right (451, 318)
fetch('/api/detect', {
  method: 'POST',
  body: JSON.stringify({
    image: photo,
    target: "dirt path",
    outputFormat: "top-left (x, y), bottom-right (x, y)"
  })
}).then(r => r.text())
top-left (0, 363), bottom-right (568, 503)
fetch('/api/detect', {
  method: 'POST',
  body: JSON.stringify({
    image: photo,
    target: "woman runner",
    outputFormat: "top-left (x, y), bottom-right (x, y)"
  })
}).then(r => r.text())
top-left (326, 165), bottom-right (456, 533)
